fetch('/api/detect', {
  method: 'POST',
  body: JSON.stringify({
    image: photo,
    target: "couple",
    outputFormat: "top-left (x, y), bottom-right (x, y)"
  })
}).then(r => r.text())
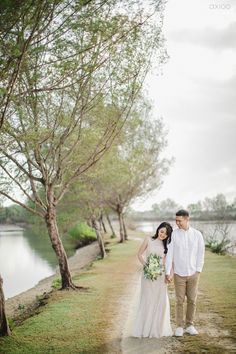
top-left (132, 209), bottom-right (205, 338)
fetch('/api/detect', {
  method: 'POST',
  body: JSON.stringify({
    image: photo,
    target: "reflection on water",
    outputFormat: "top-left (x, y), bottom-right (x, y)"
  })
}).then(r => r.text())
top-left (0, 231), bottom-right (54, 299)
top-left (0, 226), bottom-right (75, 299)
top-left (135, 221), bottom-right (157, 233)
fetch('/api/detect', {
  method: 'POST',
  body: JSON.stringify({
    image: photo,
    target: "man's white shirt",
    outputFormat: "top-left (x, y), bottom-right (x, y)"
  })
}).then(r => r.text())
top-left (165, 227), bottom-right (205, 276)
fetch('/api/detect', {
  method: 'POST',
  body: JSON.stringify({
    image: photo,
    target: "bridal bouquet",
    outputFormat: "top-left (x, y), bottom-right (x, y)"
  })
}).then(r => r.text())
top-left (143, 253), bottom-right (165, 281)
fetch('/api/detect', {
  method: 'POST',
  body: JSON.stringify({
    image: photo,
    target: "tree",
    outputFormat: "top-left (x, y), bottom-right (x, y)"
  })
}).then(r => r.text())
top-left (62, 181), bottom-right (108, 258)
top-left (105, 209), bottom-right (117, 237)
top-left (92, 101), bottom-right (171, 242)
top-left (0, 275), bottom-right (11, 336)
top-left (0, 0), bottom-right (60, 128)
top-left (202, 197), bottom-right (214, 213)
top-left (0, 1), bottom-right (167, 287)
top-left (152, 198), bottom-right (181, 219)
top-left (202, 194), bottom-right (229, 219)
top-left (212, 194), bottom-right (228, 218)
top-left (187, 201), bottom-right (202, 219)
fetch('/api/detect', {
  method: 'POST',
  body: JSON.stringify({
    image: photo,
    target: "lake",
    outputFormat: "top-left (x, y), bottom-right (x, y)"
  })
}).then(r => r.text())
top-left (134, 220), bottom-right (236, 254)
top-left (0, 225), bottom-right (75, 299)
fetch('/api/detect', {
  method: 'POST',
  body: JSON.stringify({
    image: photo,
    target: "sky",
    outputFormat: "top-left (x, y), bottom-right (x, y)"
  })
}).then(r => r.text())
top-left (132, 0), bottom-right (236, 211)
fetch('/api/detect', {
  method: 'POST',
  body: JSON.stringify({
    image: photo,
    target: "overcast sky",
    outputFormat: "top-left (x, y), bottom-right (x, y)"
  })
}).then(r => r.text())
top-left (133, 0), bottom-right (236, 211)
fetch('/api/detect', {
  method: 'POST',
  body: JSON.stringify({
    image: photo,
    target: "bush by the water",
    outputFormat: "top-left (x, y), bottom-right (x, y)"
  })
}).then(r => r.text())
top-left (205, 238), bottom-right (231, 255)
top-left (51, 278), bottom-right (62, 290)
top-left (205, 223), bottom-right (234, 255)
top-left (68, 222), bottom-right (96, 248)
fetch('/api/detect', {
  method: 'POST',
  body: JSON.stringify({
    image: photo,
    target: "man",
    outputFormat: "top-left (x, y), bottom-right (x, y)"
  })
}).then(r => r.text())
top-left (165, 209), bottom-right (205, 337)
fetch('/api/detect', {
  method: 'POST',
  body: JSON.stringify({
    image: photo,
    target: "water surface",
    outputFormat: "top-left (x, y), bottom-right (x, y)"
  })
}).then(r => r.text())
top-left (0, 225), bottom-right (75, 299)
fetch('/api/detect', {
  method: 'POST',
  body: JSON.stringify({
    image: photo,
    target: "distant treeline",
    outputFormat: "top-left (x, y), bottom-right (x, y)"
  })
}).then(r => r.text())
top-left (129, 194), bottom-right (236, 221)
top-left (0, 204), bottom-right (27, 225)
top-left (1, 193), bottom-right (236, 226)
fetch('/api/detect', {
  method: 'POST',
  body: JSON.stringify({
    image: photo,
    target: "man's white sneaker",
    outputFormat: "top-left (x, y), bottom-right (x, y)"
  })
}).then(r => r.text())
top-left (175, 327), bottom-right (184, 337)
top-left (185, 325), bottom-right (199, 335)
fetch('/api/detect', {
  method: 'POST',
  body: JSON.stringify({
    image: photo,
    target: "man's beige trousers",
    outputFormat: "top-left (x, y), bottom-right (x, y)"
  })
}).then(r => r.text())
top-left (174, 272), bottom-right (200, 327)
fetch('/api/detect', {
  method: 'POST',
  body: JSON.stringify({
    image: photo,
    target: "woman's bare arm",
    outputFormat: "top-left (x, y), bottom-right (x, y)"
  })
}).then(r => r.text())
top-left (137, 237), bottom-right (149, 266)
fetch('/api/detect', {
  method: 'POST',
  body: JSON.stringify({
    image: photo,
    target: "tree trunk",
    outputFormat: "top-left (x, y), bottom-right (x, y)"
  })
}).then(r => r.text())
top-left (106, 212), bottom-right (117, 237)
top-left (117, 204), bottom-right (125, 242)
top-left (99, 212), bottom-right (107, 233)
top-left (122, 214), bottom-right (128, 240)
top-left (45, 203), bottom-right (77, 289)
top-left (98, 218), bottom-right (103, 232)
top-left (87, 219), bottom-right (92, 227)
top-left (92, 217), bottom-right (106, 258)
top-left (0, 275), bottom-right (11, 336)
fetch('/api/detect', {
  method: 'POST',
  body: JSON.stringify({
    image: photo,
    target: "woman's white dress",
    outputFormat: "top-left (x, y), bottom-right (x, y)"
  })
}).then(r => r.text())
top-left (132, 237), bottom-right (173, 338)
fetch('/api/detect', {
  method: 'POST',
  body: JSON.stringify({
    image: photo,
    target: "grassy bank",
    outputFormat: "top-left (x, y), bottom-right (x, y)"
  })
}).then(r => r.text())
top-left (0, 234), bottom-right (140, 354)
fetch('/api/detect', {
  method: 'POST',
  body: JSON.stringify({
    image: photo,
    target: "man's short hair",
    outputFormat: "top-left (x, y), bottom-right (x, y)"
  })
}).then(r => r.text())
top-left (176, 209), bottom-right (189, 217)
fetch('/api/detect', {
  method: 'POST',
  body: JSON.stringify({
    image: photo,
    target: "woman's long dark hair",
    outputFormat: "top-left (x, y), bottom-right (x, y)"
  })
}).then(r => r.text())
top-left (152, 222), bottom-right (173, 254)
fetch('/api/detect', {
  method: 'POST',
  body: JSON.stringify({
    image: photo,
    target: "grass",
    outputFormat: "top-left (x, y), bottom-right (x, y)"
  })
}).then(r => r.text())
top-left (0, 235), bottom-right (140, 354)
top-left (174, 250), bottom-right (236, 353)
top-left (200, 251), bottom-right (236, 337)
top-left (1, 232), bottom-right (236, 354)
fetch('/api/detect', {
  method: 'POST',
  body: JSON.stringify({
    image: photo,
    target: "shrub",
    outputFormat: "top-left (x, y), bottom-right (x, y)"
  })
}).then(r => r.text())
top-left (68, 222), bottom-right (97, 248)
top-left (206, 238), bottom-right (231, 255)
top-left (51, 278), bottom-right (62, 290)
top-left (205, 223), bottom-right (234, 255)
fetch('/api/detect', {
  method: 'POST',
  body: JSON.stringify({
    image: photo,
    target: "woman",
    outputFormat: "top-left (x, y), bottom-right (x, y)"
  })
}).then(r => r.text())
top-left (132, 222), bottom-right (173, 338)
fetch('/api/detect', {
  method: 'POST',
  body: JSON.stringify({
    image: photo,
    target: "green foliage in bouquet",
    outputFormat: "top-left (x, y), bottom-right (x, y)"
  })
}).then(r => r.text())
top-left (143, 253), bottom-right (165, 281)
